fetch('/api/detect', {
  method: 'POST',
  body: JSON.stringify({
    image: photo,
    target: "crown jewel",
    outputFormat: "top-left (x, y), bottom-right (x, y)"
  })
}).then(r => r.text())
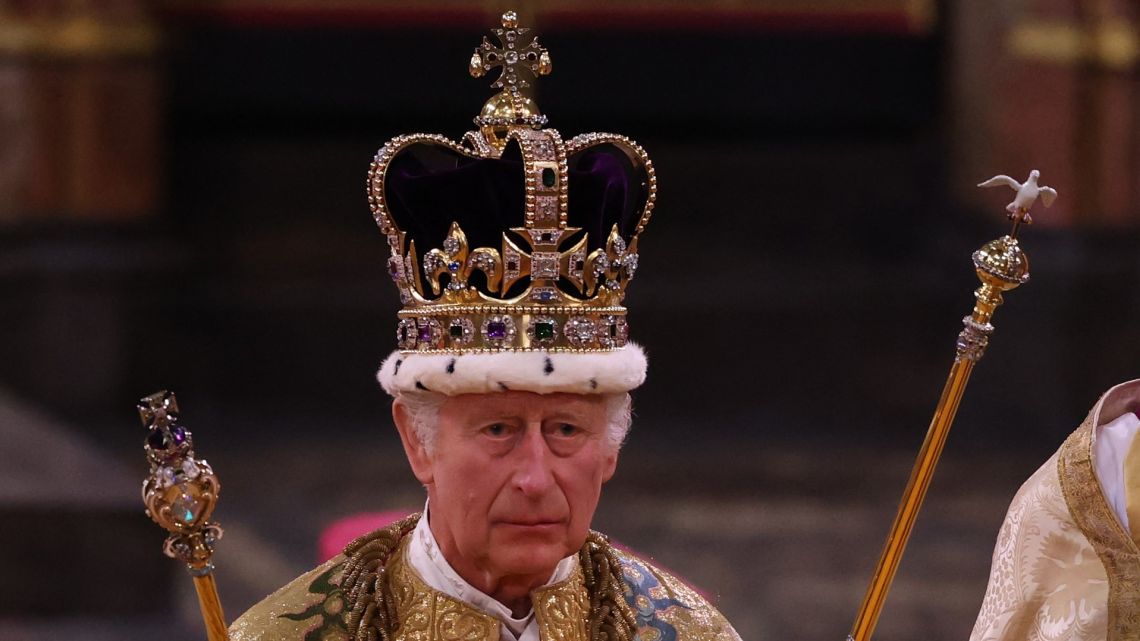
top-left (368, 12), bottom-right (656, 355)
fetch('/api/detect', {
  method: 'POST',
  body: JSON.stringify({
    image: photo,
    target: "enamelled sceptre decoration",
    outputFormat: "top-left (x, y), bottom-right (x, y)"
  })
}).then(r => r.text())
top-left (139, 390), bottom-right (229, 641)
top-left (847, 172), bottom-right (1057, 641)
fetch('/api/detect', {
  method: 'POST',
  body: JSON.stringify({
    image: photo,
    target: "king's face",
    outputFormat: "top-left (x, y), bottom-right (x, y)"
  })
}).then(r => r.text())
top-left (405, 391), bottom-right (618, 590)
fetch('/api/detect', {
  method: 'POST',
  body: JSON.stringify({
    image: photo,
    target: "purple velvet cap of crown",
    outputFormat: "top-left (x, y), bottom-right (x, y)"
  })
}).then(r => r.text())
top-left (385, 140), bottom-right (648, 262)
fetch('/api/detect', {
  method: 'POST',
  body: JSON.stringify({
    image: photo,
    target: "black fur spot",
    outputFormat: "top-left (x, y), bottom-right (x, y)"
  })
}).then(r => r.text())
top-left (446, 358), bottom-right (456, 374)
top-left (498, 382), bottom-right (509, 391)
top-left (589, 378), bottom-right (598, 390)
top-left (543, 357), bottom-right (554, 375)
top-left (415, 381), bottom-right (430, 391)
top-left (393, 359), bottom-right (403, 375)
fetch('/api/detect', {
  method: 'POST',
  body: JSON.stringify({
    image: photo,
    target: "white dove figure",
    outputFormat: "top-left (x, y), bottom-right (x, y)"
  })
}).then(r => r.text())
top-left (977, 170), bottom-right (1057, 222)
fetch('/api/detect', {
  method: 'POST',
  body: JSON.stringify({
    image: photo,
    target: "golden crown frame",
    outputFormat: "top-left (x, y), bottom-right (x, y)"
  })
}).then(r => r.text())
top-left (367, 12), bottom-right (656, 354)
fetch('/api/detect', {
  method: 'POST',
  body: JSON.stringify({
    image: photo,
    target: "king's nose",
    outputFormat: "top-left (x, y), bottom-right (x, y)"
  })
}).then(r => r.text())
top-left (510, 429), bottom-right (557, 497)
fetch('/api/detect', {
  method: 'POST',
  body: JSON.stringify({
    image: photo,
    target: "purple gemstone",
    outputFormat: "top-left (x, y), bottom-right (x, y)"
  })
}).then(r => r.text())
top-left (487, 321), bottom-right (507, 340)
top-left (170, 425), bottom-right (187, 445)
top-left (418, 324), bottom-right (433, 344)
top-left (539, 290), bottom-right (553, 302)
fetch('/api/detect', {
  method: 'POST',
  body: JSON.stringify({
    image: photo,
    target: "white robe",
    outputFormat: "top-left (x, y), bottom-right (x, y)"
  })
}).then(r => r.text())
top-left (970, 380), bottom-right (1140, 641)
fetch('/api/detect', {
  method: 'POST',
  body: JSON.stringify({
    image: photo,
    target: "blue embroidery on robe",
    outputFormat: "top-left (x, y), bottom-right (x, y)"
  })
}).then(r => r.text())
top-left (620, 557), bottom-right (690, 641)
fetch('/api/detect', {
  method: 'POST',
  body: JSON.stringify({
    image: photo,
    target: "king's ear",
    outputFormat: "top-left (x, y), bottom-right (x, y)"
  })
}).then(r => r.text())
top-left (392, 400), bottom-right (434, 485)
top-left (601, 449), bottom-right (618, 484)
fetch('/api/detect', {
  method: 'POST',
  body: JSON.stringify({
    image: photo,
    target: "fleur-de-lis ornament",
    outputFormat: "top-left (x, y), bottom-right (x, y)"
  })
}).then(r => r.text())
top-left (422, 222), bottom-right (503, 299)
top-left (585, 225), bottom-right (640, 303)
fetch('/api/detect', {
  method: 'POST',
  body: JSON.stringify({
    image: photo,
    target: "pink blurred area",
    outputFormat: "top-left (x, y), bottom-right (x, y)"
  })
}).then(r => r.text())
top-left (318, 509), bottom-right (415, 562)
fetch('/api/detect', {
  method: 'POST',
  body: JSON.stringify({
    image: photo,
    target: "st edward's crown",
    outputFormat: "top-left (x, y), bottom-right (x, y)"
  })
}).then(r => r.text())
top-left (368, 11), bottom-right (656, 354)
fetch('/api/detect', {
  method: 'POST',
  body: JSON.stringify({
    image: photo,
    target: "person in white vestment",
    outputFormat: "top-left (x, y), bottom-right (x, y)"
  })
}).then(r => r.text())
top-left (971, 379), bottom-right (1140, 641)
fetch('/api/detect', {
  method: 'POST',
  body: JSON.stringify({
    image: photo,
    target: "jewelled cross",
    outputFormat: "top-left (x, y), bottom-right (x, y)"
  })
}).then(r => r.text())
top-left (501, 227), bottom-right (587, 299)
top-left (468, 10), bottom-right (552, 96)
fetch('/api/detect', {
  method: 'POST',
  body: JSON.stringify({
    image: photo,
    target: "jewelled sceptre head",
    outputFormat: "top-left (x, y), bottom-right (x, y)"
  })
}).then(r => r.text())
top-left (847, 173), bottom-right (1057, 641)
top-left (139, 390), bottom-right (229, 641)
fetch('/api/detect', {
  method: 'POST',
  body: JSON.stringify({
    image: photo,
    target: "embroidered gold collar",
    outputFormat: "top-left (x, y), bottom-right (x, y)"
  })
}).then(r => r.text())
top-left (384, 539), bottom-right (590, 641)
top-left (338, 513), bottom-right (636, 641)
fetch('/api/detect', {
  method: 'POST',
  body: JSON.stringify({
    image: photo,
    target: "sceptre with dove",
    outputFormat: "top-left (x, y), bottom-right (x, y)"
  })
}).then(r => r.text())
top-left (847, 171), bottom-right (1058, 641)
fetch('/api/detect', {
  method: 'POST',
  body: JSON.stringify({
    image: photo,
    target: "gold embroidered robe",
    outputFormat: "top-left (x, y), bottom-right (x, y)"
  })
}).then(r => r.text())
top-left (970, 380), bottom-right (1140, 641)
top-left (229, 519), bottom-right (740, 641)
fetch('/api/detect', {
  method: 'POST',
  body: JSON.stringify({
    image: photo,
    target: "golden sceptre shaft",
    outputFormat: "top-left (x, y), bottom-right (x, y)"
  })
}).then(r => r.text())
top-left (848, 173), bottom-right (1055, 641)
top-left (139, 390), bottom-right (230, 641)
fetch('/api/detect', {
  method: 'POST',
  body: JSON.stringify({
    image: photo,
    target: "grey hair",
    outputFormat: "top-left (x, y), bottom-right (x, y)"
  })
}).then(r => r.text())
top-left (395, 391), bottom-right (632, 454)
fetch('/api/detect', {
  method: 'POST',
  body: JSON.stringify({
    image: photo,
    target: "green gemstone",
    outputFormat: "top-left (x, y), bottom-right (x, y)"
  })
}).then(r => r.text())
top-left (541, 167), bottom-right (556, 188)
top-left (449, 324), bottom-right (464, 339)
top-left (534, 321), bottom-right (555, 341)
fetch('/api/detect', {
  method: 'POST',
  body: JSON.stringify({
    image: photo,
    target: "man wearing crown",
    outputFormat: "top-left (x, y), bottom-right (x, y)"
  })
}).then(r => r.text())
top-left (228, 12), bottom-right (739, 641)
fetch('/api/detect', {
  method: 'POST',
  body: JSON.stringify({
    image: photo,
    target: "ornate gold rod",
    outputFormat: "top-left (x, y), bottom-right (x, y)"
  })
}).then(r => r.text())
top-left (138, 391), bottom-right (230, 641)
top-left (848, 171), bottom-right (1057, 641)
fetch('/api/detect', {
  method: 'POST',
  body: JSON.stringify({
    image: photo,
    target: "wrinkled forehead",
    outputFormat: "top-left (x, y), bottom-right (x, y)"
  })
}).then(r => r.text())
top-left (441, 390), bottom-right (606, 421)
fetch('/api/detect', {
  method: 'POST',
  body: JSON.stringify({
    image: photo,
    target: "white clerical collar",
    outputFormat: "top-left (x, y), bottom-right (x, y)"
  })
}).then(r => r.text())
top-left (1093, 411), bottom-right (1140, 531)
top-left (407, 503), bottom-right (577, 641)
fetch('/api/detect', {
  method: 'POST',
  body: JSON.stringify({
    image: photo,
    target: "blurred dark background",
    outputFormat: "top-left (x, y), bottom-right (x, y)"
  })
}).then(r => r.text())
top-left (1, 1), bottom-right (1138, 640)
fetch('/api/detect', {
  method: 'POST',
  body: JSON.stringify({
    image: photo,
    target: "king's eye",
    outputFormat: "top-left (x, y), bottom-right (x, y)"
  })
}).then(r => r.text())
top-left (556, 423), bottom-right (579, 437)
top-left (483, 423), bottom-right (508, 437)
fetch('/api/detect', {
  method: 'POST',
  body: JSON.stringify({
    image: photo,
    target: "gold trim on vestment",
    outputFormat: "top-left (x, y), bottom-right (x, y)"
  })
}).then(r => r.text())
top-left (530, 566), bottom-right (590, 641)
top-left (387, 544), bottom-right (502, 641)
top-left (385, 538), bottom-right (592, 641)
top-left (1058, 381), bottom-right (1140, 639)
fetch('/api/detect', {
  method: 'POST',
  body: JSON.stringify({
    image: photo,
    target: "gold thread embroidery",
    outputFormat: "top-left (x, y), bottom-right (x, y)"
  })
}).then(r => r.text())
top-left (1059, 405), bottom-right (1140, 639)
top-left (532, 564), bottom-right (590, 641)
top-left (580, 532), bottom-right (638, 641)
top-left (386, 538), bottom-right (500, 641)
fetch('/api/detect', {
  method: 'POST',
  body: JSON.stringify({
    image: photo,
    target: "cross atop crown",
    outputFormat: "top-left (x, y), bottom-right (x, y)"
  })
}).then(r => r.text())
top-left (469, 11), bottom-right (553, 147)
top-left (469, 11), bottom-right (552, 94)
